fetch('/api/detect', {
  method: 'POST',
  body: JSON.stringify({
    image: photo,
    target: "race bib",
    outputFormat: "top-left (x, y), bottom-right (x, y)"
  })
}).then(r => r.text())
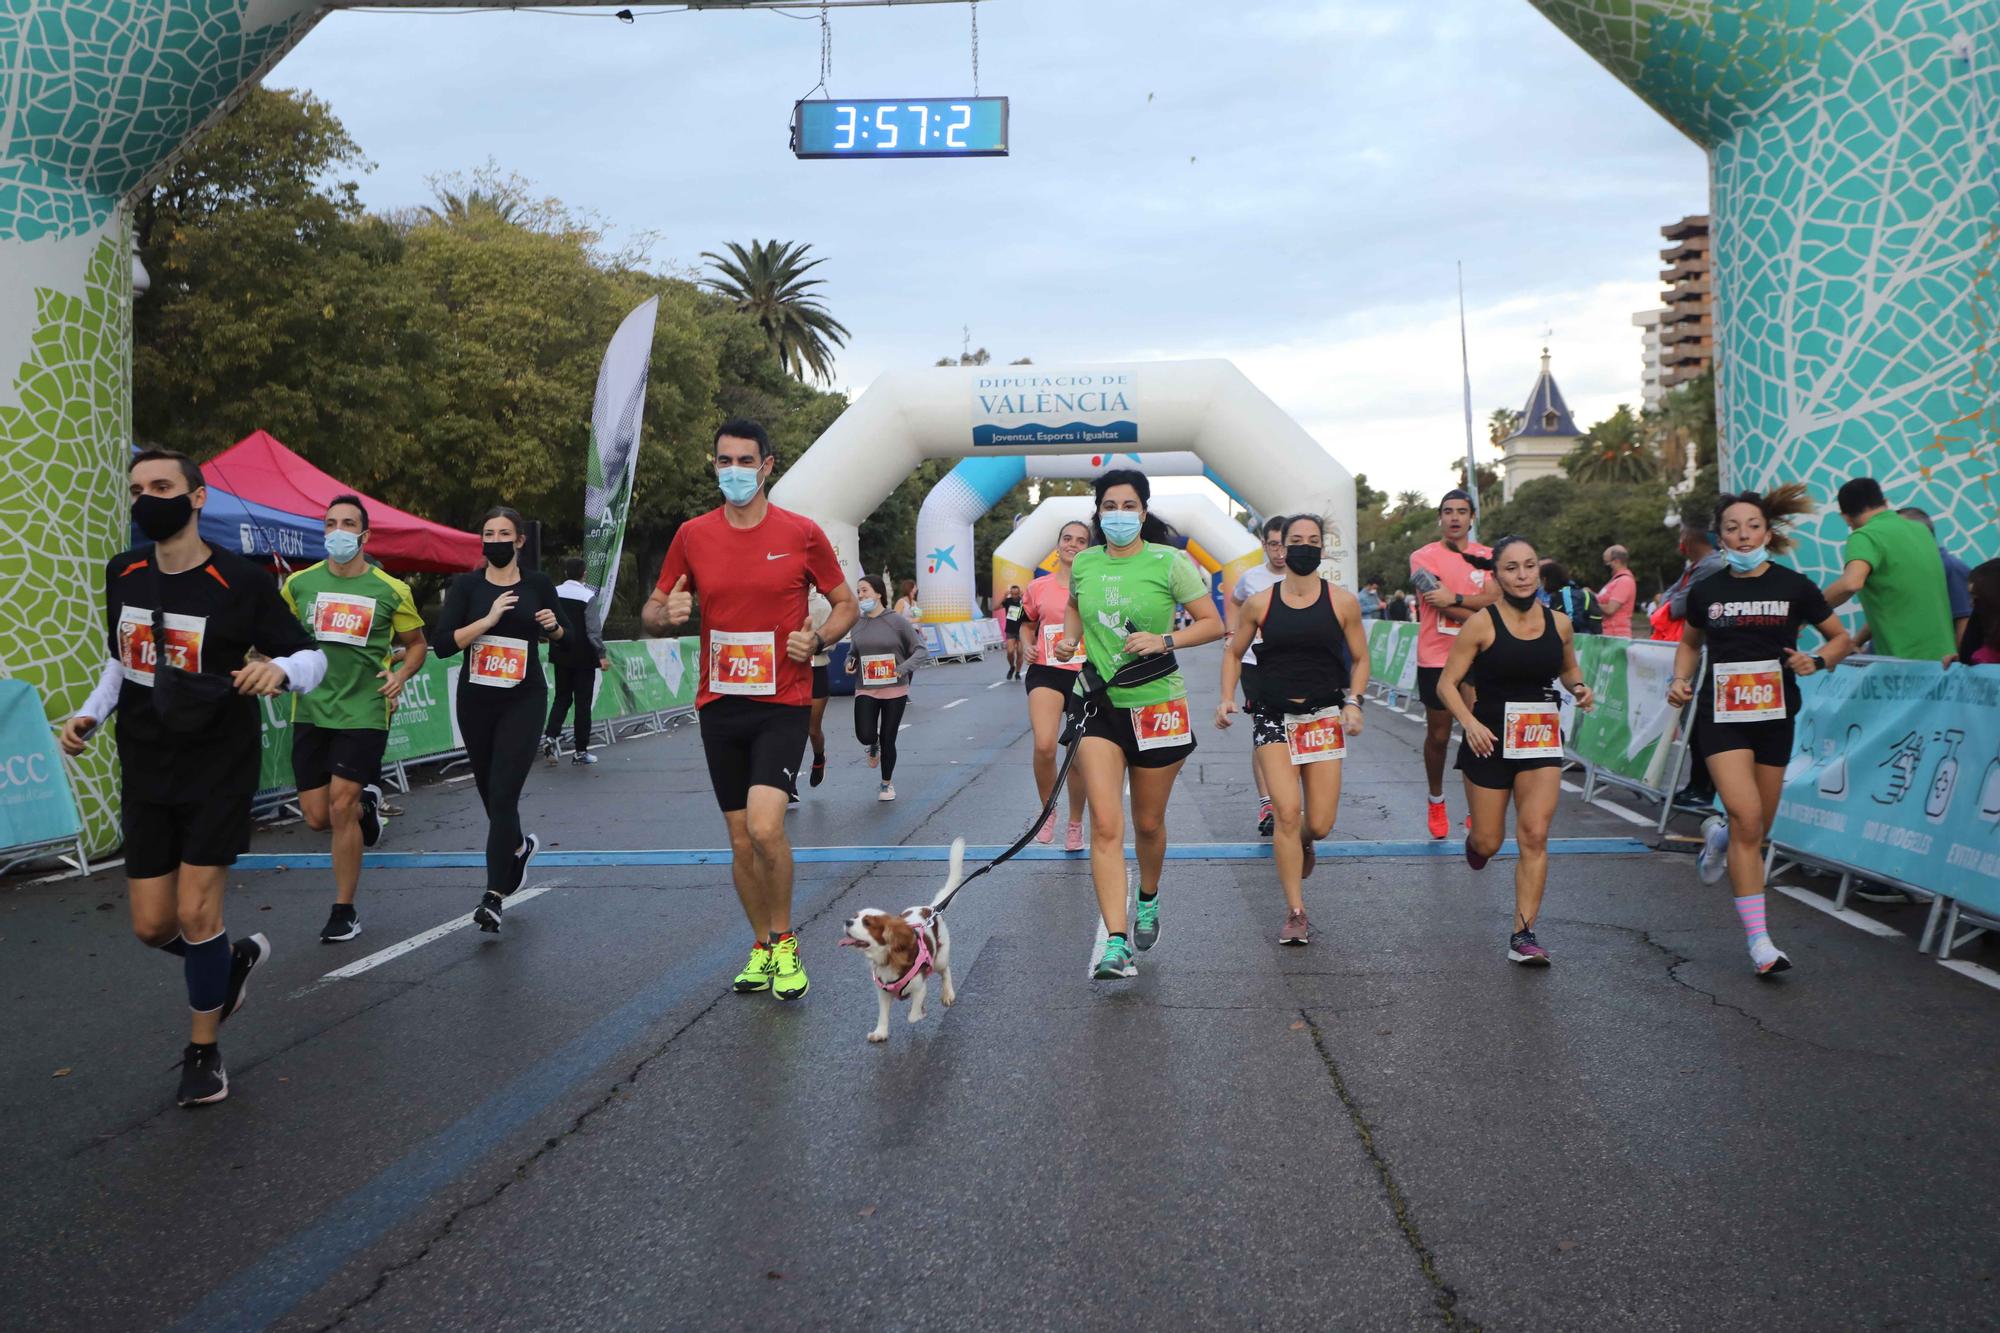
top-left (1502, 700), bottom-right (1563, 759)
top-left (860, 653), bottom-right (899, 687)
top-left (117, 606), bottom-right (205, 687)
top-left (708, 629), bottom-right (777, 696)
top-left (467, 635), bottom-right (529, 688)
top-left (1439, 618), bottom-right (1461, 637)
top-left (1283, 706), bottom-right (1346, 766)
top-left (1713, 659), bottom-right (1785, 722)
top-left (1042, 621), bottom-right (1082, 669)
top-left (1131, 697), bottom-right (1193, 751)
top-left (312, 593), bottom-right (377, 647)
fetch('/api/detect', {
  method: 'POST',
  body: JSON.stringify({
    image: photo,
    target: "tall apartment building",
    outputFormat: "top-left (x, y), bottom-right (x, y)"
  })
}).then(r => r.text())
top-left (1632, 307), bottom-right (1666, 409)
top-left (1658, 215), bottom-right (1714, 389)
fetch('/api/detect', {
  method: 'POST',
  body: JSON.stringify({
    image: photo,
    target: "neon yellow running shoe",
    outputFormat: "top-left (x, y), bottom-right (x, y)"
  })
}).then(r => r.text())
top-left (732, 942), bottom-right (774, 993)
top-left (771, 935), bottom-right (809, 1001)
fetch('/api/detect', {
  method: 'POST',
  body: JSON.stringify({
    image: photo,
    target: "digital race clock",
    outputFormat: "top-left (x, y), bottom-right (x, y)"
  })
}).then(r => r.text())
top-left (791, 97), bottom-right (1009, 159)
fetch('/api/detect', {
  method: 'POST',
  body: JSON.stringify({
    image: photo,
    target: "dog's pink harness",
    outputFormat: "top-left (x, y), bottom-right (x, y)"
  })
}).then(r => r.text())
top-left (878, 923), bottom-right (934, 1000)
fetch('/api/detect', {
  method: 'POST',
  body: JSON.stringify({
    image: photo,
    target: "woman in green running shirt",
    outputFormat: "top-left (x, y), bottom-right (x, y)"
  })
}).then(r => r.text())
top-left (1052, 469), bottom-right (1224, 980)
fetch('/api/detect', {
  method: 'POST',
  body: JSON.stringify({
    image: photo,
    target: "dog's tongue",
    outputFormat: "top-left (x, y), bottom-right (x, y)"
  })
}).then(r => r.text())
top-left (836, 938), bottom-right (862, 948)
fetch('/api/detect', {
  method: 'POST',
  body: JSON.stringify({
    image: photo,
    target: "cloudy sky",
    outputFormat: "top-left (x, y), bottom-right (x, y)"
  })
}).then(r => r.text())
top-left (275, 0), bottom-right (1706, 498)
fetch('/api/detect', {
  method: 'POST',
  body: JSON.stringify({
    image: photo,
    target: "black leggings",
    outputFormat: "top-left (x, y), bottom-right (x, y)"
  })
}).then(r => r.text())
top-left (544, 658), bottom-right (597, 750)
top-left (459, 686), bottom-right (545, 894)
top-left (854, 694), bottom-right (909, 781)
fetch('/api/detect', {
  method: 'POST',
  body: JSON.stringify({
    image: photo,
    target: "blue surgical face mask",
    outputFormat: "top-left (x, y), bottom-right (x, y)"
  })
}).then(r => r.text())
top-left (1100, 511), bottom-right (1143, 546)
top-left (1724, 544), bottom-right (1768, 573)
top-left (325, 529), bottom-right (362, 563)
top-left (717, 464), bottom-right (762, 506)
top-left (858, 597), bottom-right (880, 615)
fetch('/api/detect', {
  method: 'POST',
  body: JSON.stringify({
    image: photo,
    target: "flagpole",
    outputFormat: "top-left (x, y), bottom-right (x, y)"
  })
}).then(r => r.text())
top-left (1457, 261), bottom-right (1481, 544)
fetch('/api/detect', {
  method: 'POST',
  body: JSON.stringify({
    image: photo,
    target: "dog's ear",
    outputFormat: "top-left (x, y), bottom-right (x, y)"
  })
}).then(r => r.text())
top-left (864, 913), bottom-right (891, 945)
top-left (914, 906), bottom-right (934, 922)
top-left (880, 914), bottom-right (917, 972)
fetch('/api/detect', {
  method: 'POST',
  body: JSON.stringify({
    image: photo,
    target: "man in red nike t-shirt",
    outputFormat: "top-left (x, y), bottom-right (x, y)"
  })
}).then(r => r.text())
top-left (644, 419), bottom-right (857, 1002)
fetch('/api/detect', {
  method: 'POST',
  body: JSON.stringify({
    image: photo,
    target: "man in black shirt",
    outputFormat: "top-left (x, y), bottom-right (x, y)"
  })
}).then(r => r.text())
top-left (543, 556), bottom-right (610, 764)
top-left (60, 449), bottom-right (326, 1108)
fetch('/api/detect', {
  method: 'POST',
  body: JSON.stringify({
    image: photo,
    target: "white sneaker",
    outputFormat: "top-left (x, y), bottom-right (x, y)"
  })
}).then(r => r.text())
top-left (1749, 935), bottom-right (1792, 975)
top-left (1697, 815), bottom-right (1731, 885)
top-left (878, 782), bottom-right (896, 802)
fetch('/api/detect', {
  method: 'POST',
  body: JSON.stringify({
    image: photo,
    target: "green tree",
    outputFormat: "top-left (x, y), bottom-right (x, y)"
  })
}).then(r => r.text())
top-left (700, 239), bottom-right (850, 385)
top-left (1564, 404), bottom-right (1659, 485)
top-left (1487, 406), bottom-right (1519, 445)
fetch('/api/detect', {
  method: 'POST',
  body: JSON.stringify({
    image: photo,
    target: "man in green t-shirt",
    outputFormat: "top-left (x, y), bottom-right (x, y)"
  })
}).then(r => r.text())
top-left (1824, 476), bottom-right (1957, 662)
top-left (281, 496), bottom-right (429, 943)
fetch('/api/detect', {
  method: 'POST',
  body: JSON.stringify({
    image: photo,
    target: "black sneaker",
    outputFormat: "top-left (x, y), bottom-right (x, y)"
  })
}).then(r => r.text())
top-left (221, 933), bottom-right (270, 1023)
top-left (359, 783), bottom-right (384, 848)
top-left (320, 903), bottom-right (361, 943)
top-left (1257, 805), bottom-right (1275, 838)
top-left (473, 891), bottom-right (505, 933)
top-left (510, 832), bottom-right (540, 894)
top-left (176, 1043), bottom-right (228, 1107)
top-left (542, 736), bottom-right (561, 766)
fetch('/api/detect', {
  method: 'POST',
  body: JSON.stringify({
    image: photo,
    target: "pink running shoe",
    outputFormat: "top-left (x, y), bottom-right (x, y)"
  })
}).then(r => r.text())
top-left (1034, 811), bottom-right (1056, 844)
top-left (1064, 819), bottom-right (1086, 853)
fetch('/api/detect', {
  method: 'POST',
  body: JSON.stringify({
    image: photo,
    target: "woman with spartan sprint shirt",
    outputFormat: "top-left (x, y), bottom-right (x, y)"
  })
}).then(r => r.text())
top-left (1668, 486), bottom-right (1851, 976)
top-left (1437, 534), bottom-right (1594, 967)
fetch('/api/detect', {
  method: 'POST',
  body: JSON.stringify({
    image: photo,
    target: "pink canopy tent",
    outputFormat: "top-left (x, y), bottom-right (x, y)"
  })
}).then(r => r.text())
top-left (200, 430), bottom-right (481, 574)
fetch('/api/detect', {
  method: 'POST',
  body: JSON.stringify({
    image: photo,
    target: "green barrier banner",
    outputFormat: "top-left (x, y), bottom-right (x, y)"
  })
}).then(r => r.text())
top-left (605, 642), bottom-right (678, 714)
top-left (385, 656), bottom-right (457, 767)
top-left (642, 637), bottom-right (699, 710)
top-left (1567, 636), bottom-right (1679, 790)
top-left (257, 694), bottom-right (295, 794)
top-left (1378, 623), bottom-right (1419, 694)
top-left (1366, 621), bottom-right (1393, 682)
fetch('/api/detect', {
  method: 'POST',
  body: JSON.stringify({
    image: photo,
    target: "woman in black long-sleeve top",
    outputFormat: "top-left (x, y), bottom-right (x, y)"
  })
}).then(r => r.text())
top-left (432, 506), bottom-right (564, 932)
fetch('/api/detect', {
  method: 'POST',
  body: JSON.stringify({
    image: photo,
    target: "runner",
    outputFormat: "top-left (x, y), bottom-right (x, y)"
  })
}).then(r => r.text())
top-left (802, 586), bottom-right (833, 800)
top-left (281, 495), bottom-right (428, 944)
top-left (1052, 468), bottom-right (1224, 981)
top-left (1436, 534), bottom-right (1594, 966)
top-left (542, 556), bottom-right (609, 765)
top-left (1668, 486), bottom-right (1851, 975)
top-left (1020, 520), bottom-right (1091, 851)
top-left (60, 449), bottom-right (327, 1107)
top-left (843, 574), bottom-right (930, 801)
top-left (894, 579), bottom-right (923, 622)
top-left (1409, 489), bottom-right (1497, 839)
top-left (1216, 514), bottom-right (1370, 944)
top-left (643, 419), bottom-right (857, 1001)
top-left (432, 506), bottom-right (566, 934)
top-left (1000, 584), bottom-right (1026, 680)
top-left (1227, 516), bottom-right (1287, 836)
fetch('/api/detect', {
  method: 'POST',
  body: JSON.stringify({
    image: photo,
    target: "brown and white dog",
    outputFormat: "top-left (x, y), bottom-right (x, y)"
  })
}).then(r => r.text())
top-left (840, 838), bottom-right (961, 1043)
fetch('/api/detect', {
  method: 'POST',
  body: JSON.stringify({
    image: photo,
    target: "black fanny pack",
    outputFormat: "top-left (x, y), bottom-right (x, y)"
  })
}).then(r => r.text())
top-left (147, 553), bottom-right (238, 734)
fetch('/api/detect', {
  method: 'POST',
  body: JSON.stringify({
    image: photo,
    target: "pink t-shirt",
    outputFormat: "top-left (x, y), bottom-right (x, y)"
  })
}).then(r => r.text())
top-left (1598, 569), bottom-right (1638, 637)
top-left (1409, 541), bottom-right (1491, 668)
top-left (1020, 572), bottom-right (1079, 669)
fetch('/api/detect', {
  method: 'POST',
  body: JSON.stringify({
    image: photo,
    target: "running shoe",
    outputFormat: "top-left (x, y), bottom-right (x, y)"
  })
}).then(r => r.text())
top-left (1507, 929), bottom-right (1551, 966)
top-left (319, 903), bottom-right (361, 944)
top-left (510, 833), bottom-right (540, 895)
top-left (1426, 799), bottom-right (1449, 840)
top-left (809, 754), bottom-right (827, 788)
top-left (1093, 934), bottom-right (1137, 980)
top-left (732, 942), bottom-right (775, 993)
top-left (572, 751), bottom-right (599, 766)
top-left (1696, 815), bottom-right (1730, 885)
top-left (1035, 811), bottom-right (1056, 844)
top-left (359, 783), bottom-right (384, 848)
top-left (1750, 937), bottom-right (1792, 976)
top-left (1279, 909), bottom-right (1311, 946)
top-left (473, 891), bottom-right (505, 933)
top-left (1258, 801), bottom-right (1274, 838)
top-left (1133, 893), bottom-right (1161, 951)
top-left (1064, 819), bottom-right (1086, 853)
top-left (1300, 828), bottom-right (1317, 879)
top-left (771, 936), bottom-right (809, 1000)
top-left (176, 1043), bottom-right (228, 1108)
top-left (1463, 817), bottom-right (1490, 871)
top-left (879, 782), bottom-right (896, 802)
top-left (220, 933), bottom-right (270, 1023)
top-left (542, 735), bottom-right (560, 766)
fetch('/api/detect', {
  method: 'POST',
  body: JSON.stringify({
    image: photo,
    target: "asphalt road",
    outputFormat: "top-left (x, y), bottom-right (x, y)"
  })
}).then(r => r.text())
top-left (3, 644), bottom-right (1996, 1331)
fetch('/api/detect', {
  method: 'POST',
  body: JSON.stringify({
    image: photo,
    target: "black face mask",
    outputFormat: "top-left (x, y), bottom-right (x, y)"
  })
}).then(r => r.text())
top-left (483, 540), bottom-right (518, 569)
top-left (132, 493), bottom-right (194, 543)
top-left (1284, 544), bottom-right (1322, 575)
top-left (1503, 590), bottom-right (1541, 612)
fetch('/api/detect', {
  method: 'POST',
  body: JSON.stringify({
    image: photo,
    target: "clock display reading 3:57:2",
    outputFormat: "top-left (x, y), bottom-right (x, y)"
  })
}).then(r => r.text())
top-left (792, 98), bottom-right (1009, 159)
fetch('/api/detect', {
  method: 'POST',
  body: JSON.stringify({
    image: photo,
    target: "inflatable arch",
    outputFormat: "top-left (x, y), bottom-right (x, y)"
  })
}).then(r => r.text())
top-left (915, 449), bottom-right (1240, 621)
top-left (991, 494), bottom-right (1263, 614)
top-left (770, 361), bottom-right (1355, 621)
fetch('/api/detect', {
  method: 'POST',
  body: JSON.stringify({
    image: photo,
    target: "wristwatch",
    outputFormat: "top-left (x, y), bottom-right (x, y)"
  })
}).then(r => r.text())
top-left (810, 632), bottom-right (825, 654)
top-left (1162, 633), bottom-right (1176, 651)
top-left (1453, 593), bottom-right (1464, 608)
top-left (1811, 653), bottom-right (1827, 672)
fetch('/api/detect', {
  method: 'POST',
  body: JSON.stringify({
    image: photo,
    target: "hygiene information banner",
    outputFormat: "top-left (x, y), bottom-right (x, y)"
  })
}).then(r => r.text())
top-left (0, 679), bottom-right (81, 853)
top-left (1567, 636), bottom-right (1681, 792)
top-left (581, 296), bottom-right (660, 636)
top-left (1771, 660), bottom-right (2000, 910)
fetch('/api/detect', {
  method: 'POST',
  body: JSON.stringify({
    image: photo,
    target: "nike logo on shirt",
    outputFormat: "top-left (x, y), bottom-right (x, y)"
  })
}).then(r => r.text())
top-left (766, 553), bottom-right (789, 561)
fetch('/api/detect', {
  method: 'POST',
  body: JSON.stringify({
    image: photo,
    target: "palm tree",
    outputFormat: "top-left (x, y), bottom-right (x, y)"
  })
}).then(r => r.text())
top-left (701, 239), bottom-right (851, 385)
top-left (1393, 489), bottom-right (1428, 516)
top-left (1487, 407), bottom-right (1519, 445)
top-left (421, 188), bottom-right (523, 227)
top-left (1564, 405), bottom-right (1660, 484)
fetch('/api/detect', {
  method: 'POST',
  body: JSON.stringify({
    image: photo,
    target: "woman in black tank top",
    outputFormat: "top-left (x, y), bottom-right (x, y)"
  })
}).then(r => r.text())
top-left (1218, 514), bottom-right (1372, 946)
top-left (1436, 534), bottom-right (1593, 967)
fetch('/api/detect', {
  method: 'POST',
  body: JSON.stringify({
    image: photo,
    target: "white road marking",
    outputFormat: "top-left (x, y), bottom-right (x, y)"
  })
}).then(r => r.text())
top-left (942, 698), bottom-right (968, 710)
top-left (1938, 959), bottom-right (2000, 993)
top-left (986, 680), bottom-right (1008, 690)
top-left (1771, 884), bottom-right (1905, 938)
top-left (1558, 779), bottom-right (1655, 827)
top-left (900, 722), bottom-right (912, 731)
top-left (308, 879), bottom-right (566, 985)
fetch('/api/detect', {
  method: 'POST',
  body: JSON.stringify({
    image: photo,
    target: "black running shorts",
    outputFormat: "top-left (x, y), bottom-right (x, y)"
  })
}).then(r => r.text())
top-left (291, 722), bottom-right (389, 791)
top-left (123, 793), bottom-right (253, 877)
top-left (1023, 664), bottom-right (1078, 697)
top-left (698, 698), bottom-right (812, 812)
top-left (1417, 666), bottom-right (1448, 712)
top-left (1080, 697), bottom-right (1197, 770)
top-left (1694, 703), bottom-right (1794, 769)
top-left (811, 664), bottom-right (830, 700)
